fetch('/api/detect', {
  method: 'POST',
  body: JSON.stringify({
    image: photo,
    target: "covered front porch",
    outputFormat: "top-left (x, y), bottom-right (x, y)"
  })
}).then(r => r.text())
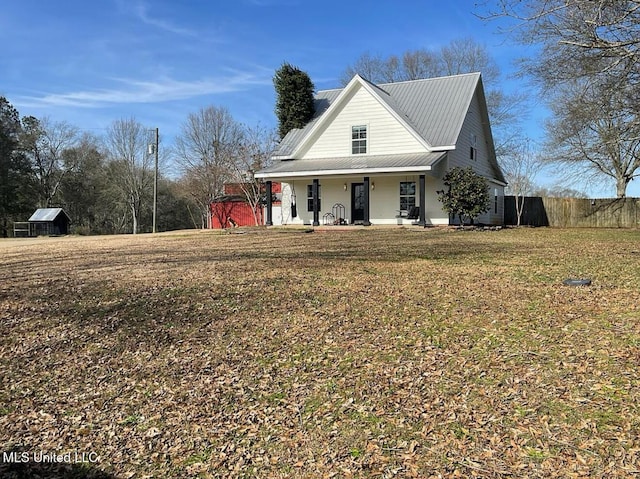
top-left (261, 173), bottom-right (450, 227)
top-left (256, 152), bottom-right (450, 227)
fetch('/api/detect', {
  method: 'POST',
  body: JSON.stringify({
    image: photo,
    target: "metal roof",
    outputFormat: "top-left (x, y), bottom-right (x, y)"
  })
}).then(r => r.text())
top-left (272, 89), bottom-right (341, 158)
top-left (273, 72), bottom-right (481, 158)
top-left (263, 72), bottom-right (505, 184)
top-left (257, 152), bottom-right (446, 179)
top-left (28, 208), bottom-right (70, 222)
top-left (380, 73), bottom-right (480, 148)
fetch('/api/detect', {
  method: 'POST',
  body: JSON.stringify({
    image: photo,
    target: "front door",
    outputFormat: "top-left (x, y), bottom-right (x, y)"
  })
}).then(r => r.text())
top-left (351, 183), bottom-right (365, 223)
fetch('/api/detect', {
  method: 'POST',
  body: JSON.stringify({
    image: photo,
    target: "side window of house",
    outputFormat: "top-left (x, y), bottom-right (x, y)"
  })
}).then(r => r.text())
top-left (352, 125), bottom-right (367, 154)
top-left (307, 184), bottom-right (321, 211)
top-left (494, 188), bottom-right (498, 214)
top-left (470, 133), bottom-right (477, 161)
top-left (399, 181), bottom-right (416, 212)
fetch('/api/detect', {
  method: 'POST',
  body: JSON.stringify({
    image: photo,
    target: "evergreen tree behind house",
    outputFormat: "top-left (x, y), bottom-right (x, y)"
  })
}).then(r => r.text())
top-left (273, 63), bottom-right (315, 139)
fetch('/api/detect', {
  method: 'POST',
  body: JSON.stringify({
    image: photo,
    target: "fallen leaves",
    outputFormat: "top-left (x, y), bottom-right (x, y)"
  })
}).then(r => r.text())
top-left (1, 228), bottom-right (640, 477)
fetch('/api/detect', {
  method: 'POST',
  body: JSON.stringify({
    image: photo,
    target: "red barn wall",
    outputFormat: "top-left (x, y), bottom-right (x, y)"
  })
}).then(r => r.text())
top-left (210, 202), bottom-right (262, 229)
top-left (210, 182), bottom-right (282, 229)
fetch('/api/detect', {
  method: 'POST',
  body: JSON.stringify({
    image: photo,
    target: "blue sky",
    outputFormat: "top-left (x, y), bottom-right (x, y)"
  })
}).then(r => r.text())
top-left (1, 0), bottom-right (633, 196)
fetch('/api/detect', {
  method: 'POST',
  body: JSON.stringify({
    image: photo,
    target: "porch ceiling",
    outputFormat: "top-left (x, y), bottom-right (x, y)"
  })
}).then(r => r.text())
top-left (255, 152), bottom-right (446, 179)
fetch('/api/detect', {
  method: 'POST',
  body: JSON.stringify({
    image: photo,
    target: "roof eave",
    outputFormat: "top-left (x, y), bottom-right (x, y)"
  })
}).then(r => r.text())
top-left (287, 75), bottom-right (364, 157)
top-left (289, 74), bottom-right (436, 158)
top-left (255, 165), bottom-right (434, 180)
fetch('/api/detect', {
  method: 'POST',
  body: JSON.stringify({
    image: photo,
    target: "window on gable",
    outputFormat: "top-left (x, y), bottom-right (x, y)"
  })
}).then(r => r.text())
top-left (399, 181), bottom-right (416, 213)
top-left (470, 134), bottom-right (477, 161)
top-left (352, 125), bottom-right (367, 154)
top-left (307, 184), bottom-right (321, 212)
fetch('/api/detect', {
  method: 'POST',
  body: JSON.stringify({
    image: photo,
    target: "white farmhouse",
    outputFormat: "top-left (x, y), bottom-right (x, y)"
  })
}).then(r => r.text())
top-left (256, 72), bottom-right (506, 226)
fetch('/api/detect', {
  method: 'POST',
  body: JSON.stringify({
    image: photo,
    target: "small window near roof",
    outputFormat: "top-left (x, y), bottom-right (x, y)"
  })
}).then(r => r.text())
top-left (470, 134), bottom-right (477, 161)
top-left (352, 125), bottom-right (367, 154)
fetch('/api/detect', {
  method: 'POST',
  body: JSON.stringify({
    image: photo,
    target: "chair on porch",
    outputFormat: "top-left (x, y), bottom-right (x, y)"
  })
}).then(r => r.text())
top-left (407, 206), bottom-right (420, 220)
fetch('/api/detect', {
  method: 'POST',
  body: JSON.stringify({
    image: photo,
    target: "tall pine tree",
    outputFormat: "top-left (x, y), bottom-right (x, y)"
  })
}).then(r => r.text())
top-left (273, 63), bottom-right (315, 139)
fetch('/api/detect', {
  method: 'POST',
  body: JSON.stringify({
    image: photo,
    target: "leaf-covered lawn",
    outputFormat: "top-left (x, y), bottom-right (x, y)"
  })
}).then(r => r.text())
top-left (1, 227), bottom-right (639, 478)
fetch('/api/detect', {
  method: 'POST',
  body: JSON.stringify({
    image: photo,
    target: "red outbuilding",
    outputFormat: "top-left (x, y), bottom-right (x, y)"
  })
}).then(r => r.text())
top-left (210, 182), bottom-right (281, 229)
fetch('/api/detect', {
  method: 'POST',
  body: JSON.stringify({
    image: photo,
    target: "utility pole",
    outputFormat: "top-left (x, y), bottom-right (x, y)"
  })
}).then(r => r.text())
top-left (153, 127), bottom-right (159, 233)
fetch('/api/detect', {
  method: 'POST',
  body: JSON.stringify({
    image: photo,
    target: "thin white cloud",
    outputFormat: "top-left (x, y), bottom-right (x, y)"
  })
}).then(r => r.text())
top-left (117, 0), bottom-right (197, 37)
top-left (135, 3), bottom-right (196, 36)
top-left (15, 73), bottom-right (272, 109)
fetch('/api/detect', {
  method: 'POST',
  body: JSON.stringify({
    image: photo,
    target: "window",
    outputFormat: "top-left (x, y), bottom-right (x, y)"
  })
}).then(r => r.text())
top-left (494, 188), bottom-right (498, 214)
top-left (352, 125), bottom-right (367, 154)
top-left (307, 184), bottom-right (321, 212)
top-left (399, 181), bottom-right (416, 212)
top-left (470, 134), bottom-right (477, 161)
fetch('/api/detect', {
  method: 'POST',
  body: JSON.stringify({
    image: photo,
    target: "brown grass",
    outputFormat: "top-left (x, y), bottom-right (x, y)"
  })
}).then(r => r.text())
top-left (1, 227), bottom-right (640, 478)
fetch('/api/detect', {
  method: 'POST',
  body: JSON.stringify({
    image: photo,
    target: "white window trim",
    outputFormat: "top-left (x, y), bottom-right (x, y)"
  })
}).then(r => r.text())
top-left (399, 181), bottom-right (416, 213)
top-left (351, 124), bottom-right (368, 155)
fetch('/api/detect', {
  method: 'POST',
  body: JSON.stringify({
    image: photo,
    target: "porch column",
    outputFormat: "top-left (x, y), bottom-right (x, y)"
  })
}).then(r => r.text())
top-left (312, 178), bottom-right (320, 226)
top-left (363, 176), bottom-right (371, 226)
top-left (265, 180), bottom-right (273, 226)
top-left (418, 174), bottom-right (426, 227)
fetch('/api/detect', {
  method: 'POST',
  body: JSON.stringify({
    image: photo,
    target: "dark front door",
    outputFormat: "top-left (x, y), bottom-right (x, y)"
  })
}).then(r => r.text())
top-left (351, 183), bottom-right (365, 223)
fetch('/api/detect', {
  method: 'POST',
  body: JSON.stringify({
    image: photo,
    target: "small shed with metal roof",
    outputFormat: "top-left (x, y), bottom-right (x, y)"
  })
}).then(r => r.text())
top-left (26, 208), bottom-right (71, 236)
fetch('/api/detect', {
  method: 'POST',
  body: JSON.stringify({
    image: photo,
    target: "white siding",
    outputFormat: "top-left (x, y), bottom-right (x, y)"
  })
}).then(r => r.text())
top-left (476, 182), bottom-right (505, 225)
top-left (367, 175), bottom-right (449, 225)
top-left (448, 90), bottom-right (495, 179)
top-left (446, 89), bottom-right (504, 225)
top-left (279, 176), bottom-right (449, 226)
top-left (300, 85), bottom-right (427, 159)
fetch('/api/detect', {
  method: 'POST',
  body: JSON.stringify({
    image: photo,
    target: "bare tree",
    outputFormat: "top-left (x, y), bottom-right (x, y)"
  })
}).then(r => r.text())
top-left (533, 184), bottom-right (586, 198)
top-left (339, 52), bottom-right (397, 85)
top-left (399, 49), bottom-right (441, 81)
top-left (483, 0), bottom-right (639, 88)
top-left (546, 79), bottom-right (640, 197)
top-left (59, 133), bottom-right (107, 233)
top-left (500, 139), bottom-right (543, 225)
top-left (231, 124), bottom-right (278, 226)
top-left (341, 39), bottom-right (501, 85)
top-left (439, 38), bottom-right (500, 82)
top-left (482, 0), bottom-right (640, 196)
top-left (174, 106), bottom-right (245, 228)
top-left (21, 116), bottom-right (78, 207)
top-left (105, 118), bottom-right (153, 234)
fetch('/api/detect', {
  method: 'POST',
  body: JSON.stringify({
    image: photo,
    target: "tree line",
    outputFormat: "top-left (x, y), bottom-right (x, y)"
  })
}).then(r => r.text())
top-left (0, 98), bottom-right (276, 237)
top-left (3, 5), bottom-right (638, 237)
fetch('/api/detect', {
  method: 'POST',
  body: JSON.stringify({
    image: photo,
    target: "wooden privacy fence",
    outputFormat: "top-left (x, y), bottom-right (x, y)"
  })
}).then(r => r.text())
top-left (504, 196), bottom-right (640, 228)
